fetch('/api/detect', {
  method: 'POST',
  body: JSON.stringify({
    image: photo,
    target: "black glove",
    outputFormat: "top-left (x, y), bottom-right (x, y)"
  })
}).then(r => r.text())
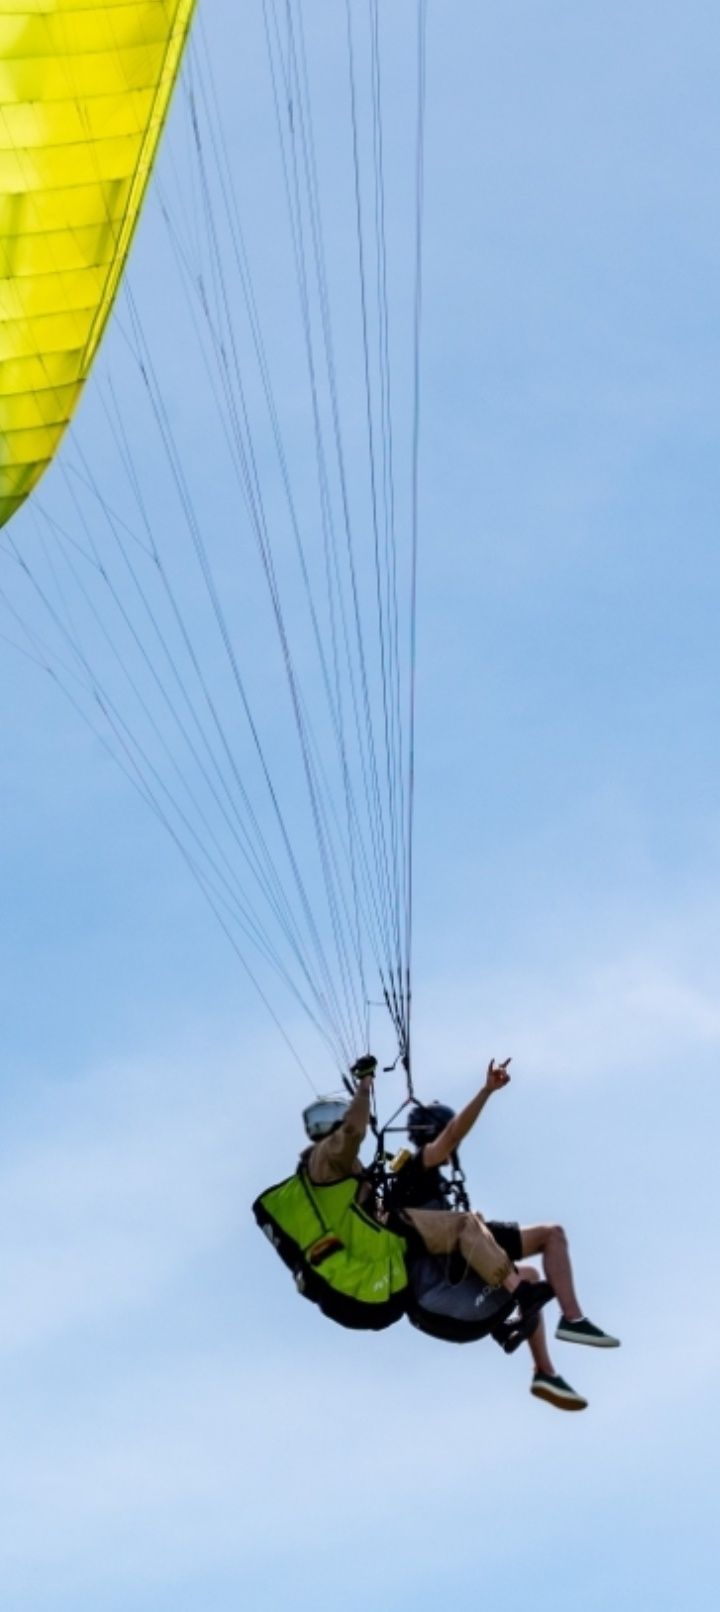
top-left (350, 1053), bottom-right (378, 1082)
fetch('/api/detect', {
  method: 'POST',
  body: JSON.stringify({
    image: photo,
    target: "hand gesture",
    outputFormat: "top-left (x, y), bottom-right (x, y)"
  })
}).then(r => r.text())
top-left (485, 1057), bottom-right (511, 1093)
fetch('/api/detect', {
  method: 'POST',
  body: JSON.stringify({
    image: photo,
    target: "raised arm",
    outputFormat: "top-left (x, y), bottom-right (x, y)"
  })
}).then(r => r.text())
top-left (307, 1072), bottom-right (374, 1183)
top-left (422, 1058), bottom-right (511, 1168)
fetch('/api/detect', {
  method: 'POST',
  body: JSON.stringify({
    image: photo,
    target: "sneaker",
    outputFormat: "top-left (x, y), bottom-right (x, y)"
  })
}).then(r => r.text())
top-left (531, 1371), bottom-right (588, 1411)
top-left (555, 1315), bottom-right (620, 1347)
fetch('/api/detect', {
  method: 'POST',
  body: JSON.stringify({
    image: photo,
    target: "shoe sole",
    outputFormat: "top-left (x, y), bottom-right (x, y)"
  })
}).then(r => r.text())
top-left (531, 1384), bottom-right (588, 1411)
top-left (555, 1329), bottom-right (620, 1348)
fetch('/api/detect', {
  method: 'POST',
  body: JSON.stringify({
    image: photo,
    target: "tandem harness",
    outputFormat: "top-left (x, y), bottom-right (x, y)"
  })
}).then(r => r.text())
top-left (254, 1152), bottom-right (533, 1352)
top-left (254, 1077), bottom-right (536, 1353)
top-left (389, 1152), bottom-right (527, 1351)
top-left (252, 1163), bottom-right (409, 1331)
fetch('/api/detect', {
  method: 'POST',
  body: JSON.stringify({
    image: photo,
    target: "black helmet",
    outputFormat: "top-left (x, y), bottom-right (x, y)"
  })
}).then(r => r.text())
top-left (407, 1101), bottom-right (455, 1147)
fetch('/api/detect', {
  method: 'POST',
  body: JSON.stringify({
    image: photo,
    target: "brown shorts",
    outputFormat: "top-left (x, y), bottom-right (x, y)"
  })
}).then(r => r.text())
top-left (400, 1206), bottom-right (514, 1285)
top-left (486, 1220), bottom-right (522, 1263)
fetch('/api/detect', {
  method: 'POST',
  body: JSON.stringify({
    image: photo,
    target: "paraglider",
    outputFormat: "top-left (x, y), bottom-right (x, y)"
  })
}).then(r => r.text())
top-left (253, 1054), bottom-right (620, 1410)
top-left (254, 1059), bottom-right (409, 1331)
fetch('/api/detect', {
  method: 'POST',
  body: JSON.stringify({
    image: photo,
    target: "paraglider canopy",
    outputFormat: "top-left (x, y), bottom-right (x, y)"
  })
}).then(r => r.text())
top-left (0, 0), bottom-right (196, 525)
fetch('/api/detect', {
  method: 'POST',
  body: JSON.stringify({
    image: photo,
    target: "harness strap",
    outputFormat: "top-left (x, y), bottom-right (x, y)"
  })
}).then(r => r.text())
top-left (296, 1166), bottom-right (331, 1237)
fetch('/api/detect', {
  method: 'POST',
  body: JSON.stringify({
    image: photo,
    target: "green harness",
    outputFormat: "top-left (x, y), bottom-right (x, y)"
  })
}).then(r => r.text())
top-left (253, 1165), bottom-right (409, 1330)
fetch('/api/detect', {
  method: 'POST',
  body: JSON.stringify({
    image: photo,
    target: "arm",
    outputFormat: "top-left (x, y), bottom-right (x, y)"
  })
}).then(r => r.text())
top-left (307, 1076), bottom-right (373, 1184)
top-left (422, 1058), bottom-right (511, 1169)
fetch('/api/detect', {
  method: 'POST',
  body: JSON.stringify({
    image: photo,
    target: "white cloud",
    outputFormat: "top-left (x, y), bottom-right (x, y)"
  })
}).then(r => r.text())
top-left (0, 1039), bottom-right (258, 1355)
top-left (412, 890), bottom-right (720, 1094)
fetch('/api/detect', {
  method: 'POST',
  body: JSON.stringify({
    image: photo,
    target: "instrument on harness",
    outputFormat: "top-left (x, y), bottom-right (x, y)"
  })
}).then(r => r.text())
top-left (253, 1161), bottom-right (408, 1331)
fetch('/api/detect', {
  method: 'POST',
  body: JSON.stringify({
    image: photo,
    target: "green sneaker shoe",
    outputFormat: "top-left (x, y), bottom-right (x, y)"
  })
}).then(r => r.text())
top-left (531, 1371), bottom-right (588, 1411)
top-left (555, 1316), bottom-right (620, 1347)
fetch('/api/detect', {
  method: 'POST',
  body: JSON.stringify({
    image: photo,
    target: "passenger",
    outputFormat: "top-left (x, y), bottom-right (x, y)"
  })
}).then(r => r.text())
top-left (391, 1058), bottom-right (620, 1410)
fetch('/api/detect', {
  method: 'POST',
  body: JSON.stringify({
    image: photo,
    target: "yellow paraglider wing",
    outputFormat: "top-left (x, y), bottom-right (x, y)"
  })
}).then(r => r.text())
top-left (0, 0), bottom-right (196, 527)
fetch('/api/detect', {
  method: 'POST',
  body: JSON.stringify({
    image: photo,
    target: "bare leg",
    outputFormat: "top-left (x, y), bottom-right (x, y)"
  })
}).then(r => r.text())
top-left (516, 1263), bottom-right (556, 1375)
top-left (520, 1224), bottom-right (582, 1319)
top-left (516, 1264), bottom-right (590, 1409)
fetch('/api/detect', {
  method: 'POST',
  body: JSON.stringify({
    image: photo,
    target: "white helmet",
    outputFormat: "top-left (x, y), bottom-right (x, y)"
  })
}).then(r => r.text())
top-left (303, 1094), bottom-right (350, 1141)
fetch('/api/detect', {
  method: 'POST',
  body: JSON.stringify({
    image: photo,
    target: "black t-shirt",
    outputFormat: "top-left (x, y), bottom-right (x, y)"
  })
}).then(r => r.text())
top-left (386, 1148), bottom-right (450, 1214)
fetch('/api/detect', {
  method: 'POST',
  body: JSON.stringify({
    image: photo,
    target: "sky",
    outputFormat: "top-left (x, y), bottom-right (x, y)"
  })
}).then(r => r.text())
top-left (1, 2), bottom-right (720, 1608)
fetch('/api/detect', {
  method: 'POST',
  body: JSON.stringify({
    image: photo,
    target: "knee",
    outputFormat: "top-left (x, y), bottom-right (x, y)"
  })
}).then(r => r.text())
top-left (546, 1223), bottom-right (568, 1253)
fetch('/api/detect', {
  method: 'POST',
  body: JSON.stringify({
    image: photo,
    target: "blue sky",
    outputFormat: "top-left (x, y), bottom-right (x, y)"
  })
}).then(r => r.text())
top-left (1, 2), bottom-right (719, 1608)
